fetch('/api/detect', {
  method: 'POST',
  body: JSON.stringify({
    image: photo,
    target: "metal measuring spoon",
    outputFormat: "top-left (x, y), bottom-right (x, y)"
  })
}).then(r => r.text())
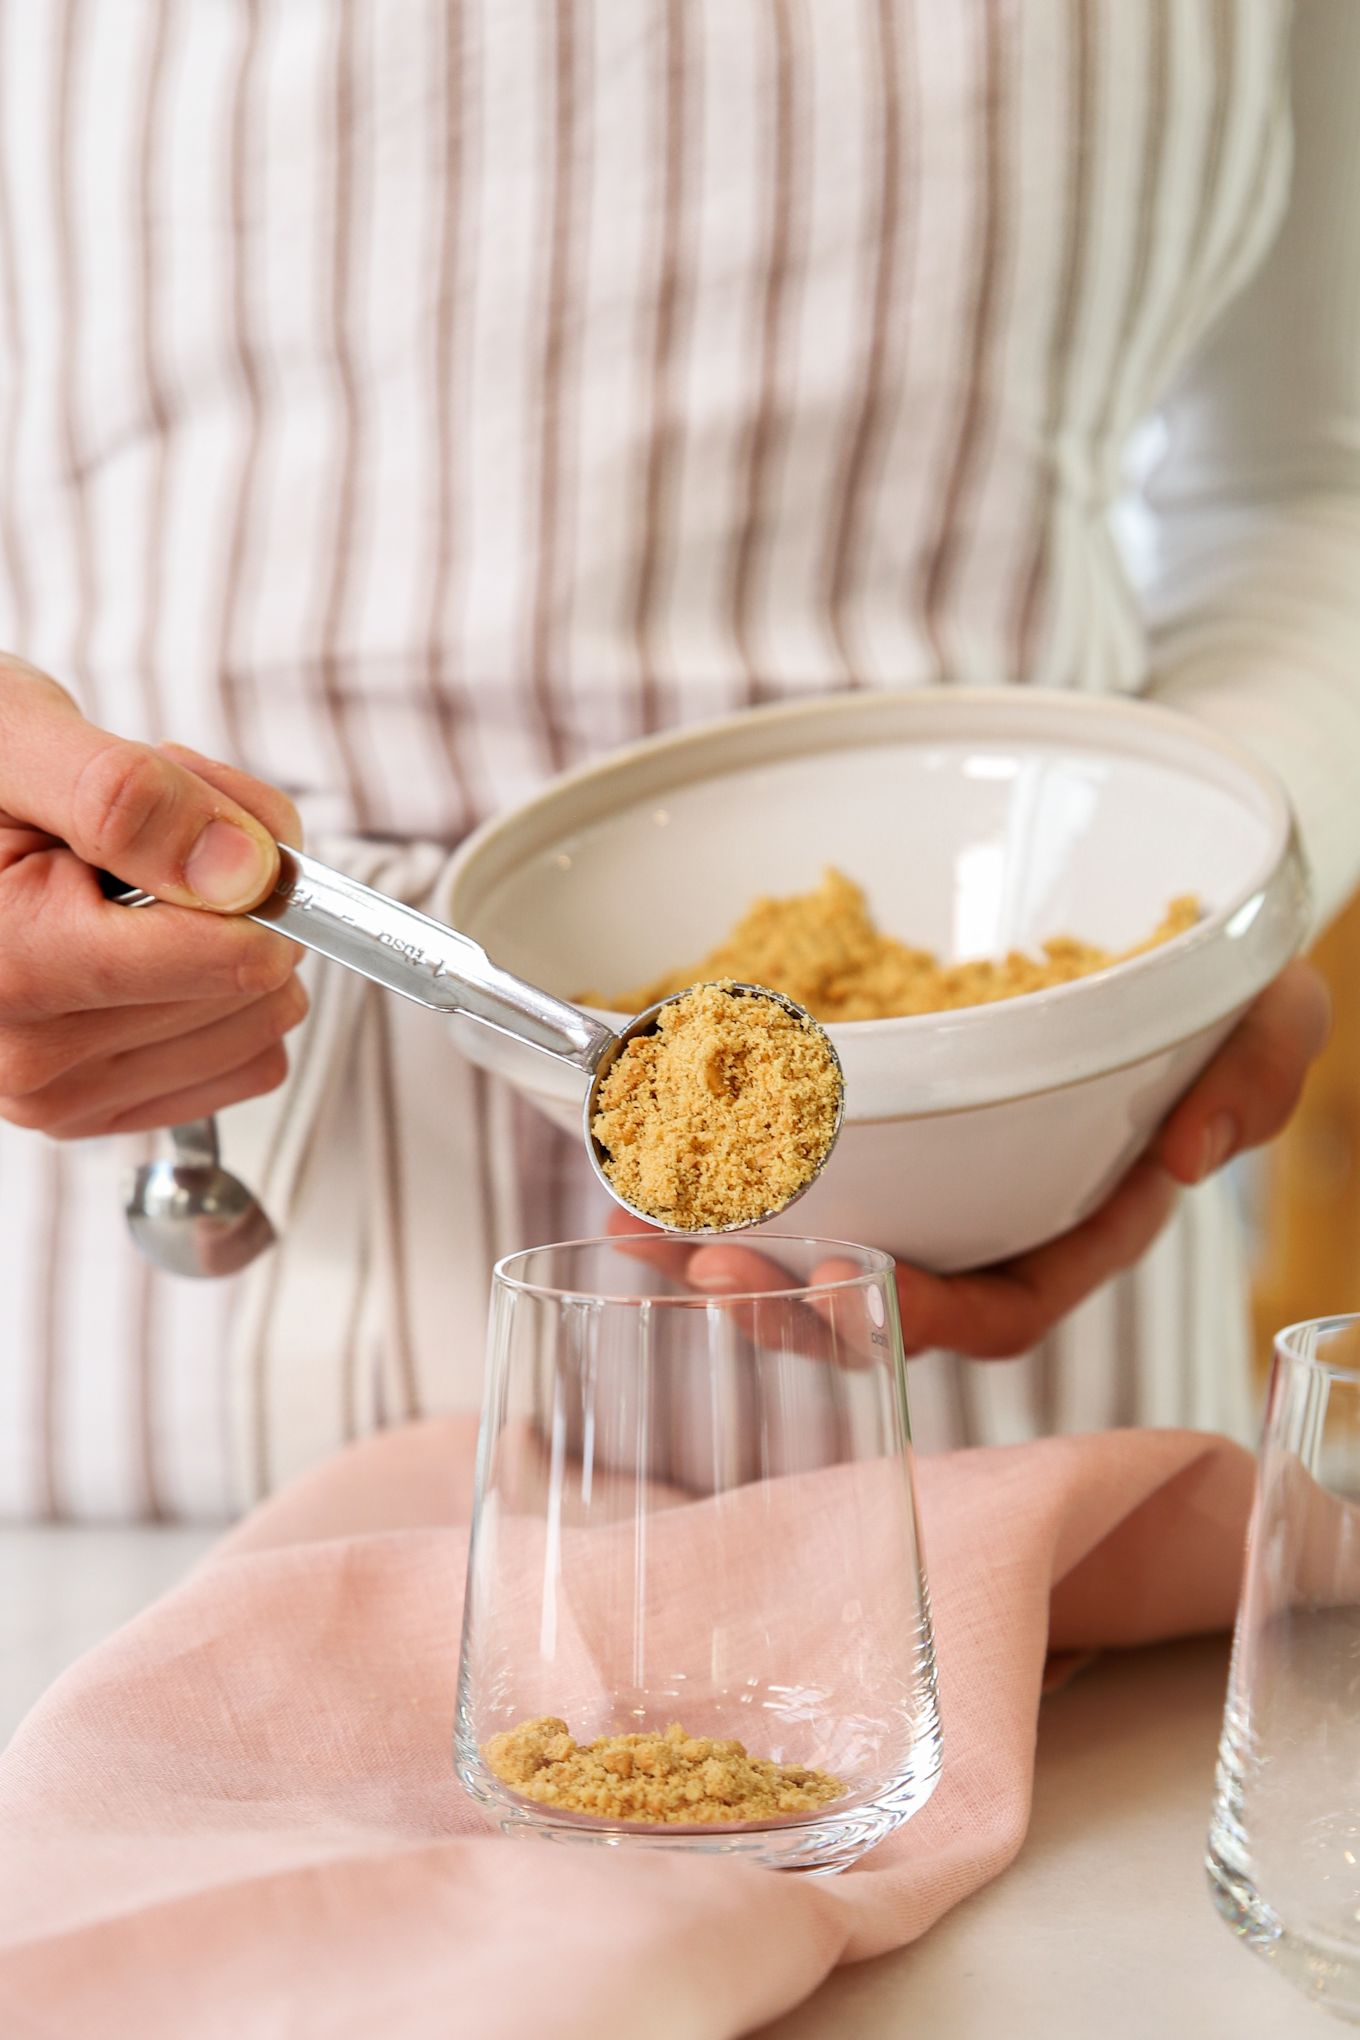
top-left (125, 1116), bottom-right (277, 1278)
top-left (103, 876), bottom-right (279, 1277)
top-left (103, 846), bottom-right (844, 1265)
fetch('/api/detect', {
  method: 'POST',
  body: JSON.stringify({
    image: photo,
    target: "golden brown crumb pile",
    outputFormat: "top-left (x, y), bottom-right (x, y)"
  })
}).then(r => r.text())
top-left (589, 868), bottom-right (1200, 1023)
top-left (483, 1717), bottom-right (844, 1824)
top-left (590, 981), bottom-right (841, 1231)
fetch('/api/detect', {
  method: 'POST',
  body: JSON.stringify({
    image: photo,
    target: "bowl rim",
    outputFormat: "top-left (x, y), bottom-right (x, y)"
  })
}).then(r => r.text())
top-left (452, 683), bottom-right (1293, 875)
top-left (449, 687), bottom-right (1296, 955)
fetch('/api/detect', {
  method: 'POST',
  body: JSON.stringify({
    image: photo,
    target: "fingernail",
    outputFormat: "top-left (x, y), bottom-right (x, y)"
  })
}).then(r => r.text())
top-left (1194, 1113), bottom-right (1239, 1182)
top-left (185, 820), bottom-right (274, 910)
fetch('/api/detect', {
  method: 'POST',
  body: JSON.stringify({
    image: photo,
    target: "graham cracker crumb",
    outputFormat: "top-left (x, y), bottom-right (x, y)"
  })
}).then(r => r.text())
top-left (590, 981), bottom-right (841, 1231)
top-left (483, 1717), bottom-right (844, 1825)
top-left (587, 869), bottom-right (1200, 1023)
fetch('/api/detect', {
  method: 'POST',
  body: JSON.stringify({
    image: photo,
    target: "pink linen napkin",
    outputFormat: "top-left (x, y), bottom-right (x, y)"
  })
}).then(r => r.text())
top-left (0, 1422), bottom-right (1253, 2040)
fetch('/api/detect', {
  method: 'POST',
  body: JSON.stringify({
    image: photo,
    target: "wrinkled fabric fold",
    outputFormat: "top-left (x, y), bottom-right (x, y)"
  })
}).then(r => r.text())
top-left (0, 1420), bottom-right (1254, 2039)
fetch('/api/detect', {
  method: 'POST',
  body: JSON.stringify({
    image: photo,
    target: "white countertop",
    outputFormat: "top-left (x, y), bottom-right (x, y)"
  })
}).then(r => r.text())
top-left (0, 1530), bottom-right (1325, 2036)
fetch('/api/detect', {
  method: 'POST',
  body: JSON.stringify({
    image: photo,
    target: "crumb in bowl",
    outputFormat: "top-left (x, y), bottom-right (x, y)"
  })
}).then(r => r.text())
top-left (582, 868), bottom-right (1201, 1023)
top-left (483, 1717), bottom-right (844, 1825)
top-left (589, 980), bottom-right (841, 1232)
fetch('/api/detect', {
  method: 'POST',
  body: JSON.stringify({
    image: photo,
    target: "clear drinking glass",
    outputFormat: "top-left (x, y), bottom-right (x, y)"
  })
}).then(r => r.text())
top-left (1208, 1314), bottom-right (1360, 2020)
top-left (455, 1237), bottom-right (941, 1873)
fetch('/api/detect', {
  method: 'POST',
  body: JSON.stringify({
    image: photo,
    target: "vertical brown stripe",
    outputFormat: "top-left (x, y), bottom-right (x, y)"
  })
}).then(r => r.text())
top-left (1179, 1203), bottom-right (1198, 1429)
top-left (632, 0), bottom-right (693, 738)
top-left (314, 0), bottom-right (370, 825)
top-left (36, 1148), bottom-right (66, 1521)
top-left (253, 989), bottom-right (327, 1212)
top-left (248, 967), bottom-right (335, 1498)
top-left (918, 0), bottom-right (1007, 672)
top-left (421, 0), bottom-right (476, 829)
top-left (826, 0), bottom-right (909, 680)
top-left (1140, 0), bottom-right (1237, 418)
top-left (55, 0), bottom-right (99, 723)
top-left (1110, 1271), bottom-right (1140, 1430)
top-left (545, 1125), bottom-right (568, 1262)
top-left (213, 0), bottom-right (263, 764)
top-left (1187, 0), bottom-right (1236, 297)
top-left (732, 0), bottom-right (799, 708)
top-left (1034, 1330), bottom-right (1060, 1439)
top-left (133, 1258), bottom-right (168, 1521)
top-left (528, 0), bottom-right (586, 774)
top-left (511, 1093), bottom-right (561, 1259)
top-left (340, 1228), bottom-right (371, 1445)
top-left (249, 1253), bottom-right (285, 1500)
top-left (247, 1040), bottom-right (365, 1500)
top-left (468, 1064), bottom-right (505, 1401)
top-left (1091, 0), bottom-right (1169, 471)
top-left (941, 1350), bottom-right (975, 1451)
top-left (1192, 12), bottom-right (1290, 342)
top-left (470, 1065), bottom-right (498, 1267)
top-left (373, 993), bottom-right (420, 1419)
top-left (0, 29), bottom-right (32, 656)
top-left (133, 0), bottom-right (172, 740)
top-left (956, 1350), bottom-right (989, 1448)
top-left (1013, 0), bottom-right (1097, 679)
top-left (215, 1268), bottom-right (238, 1514)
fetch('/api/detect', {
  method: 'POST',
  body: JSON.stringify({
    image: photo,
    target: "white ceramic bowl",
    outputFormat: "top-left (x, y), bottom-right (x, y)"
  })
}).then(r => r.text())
top-left (442, 690), bottom-right (1310, 1271)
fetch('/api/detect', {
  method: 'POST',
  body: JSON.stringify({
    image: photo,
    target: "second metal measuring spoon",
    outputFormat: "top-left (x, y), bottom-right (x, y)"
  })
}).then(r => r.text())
top-left (103, 845), bottom-right (844, 1266)
top-left (104, 873), bottom-right (278, 1277)
top-left (126, 1116), bottom-right (278, 1279)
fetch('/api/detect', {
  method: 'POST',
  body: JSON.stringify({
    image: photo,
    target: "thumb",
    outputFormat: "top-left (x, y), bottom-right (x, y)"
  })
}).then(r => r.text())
top-left (0, 663), bottom-right (279, 911)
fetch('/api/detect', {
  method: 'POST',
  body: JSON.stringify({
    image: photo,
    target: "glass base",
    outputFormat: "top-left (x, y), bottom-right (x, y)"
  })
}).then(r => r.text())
top-left (1207, 1840), bottom-right (1360, 2025)
top-left (458, 1737), bottom-right (942, 1875)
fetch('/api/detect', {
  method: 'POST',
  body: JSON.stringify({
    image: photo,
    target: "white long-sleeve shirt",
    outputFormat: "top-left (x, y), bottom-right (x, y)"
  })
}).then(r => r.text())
top-left (0, 0), bottom-right (1357, 1519)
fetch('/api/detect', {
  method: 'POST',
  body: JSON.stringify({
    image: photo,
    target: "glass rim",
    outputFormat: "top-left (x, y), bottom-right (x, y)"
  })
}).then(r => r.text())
top-left (1274, 1313), bottom-right (1360, 1377)
top-left (492, 1234), bottom-right (896, 1307)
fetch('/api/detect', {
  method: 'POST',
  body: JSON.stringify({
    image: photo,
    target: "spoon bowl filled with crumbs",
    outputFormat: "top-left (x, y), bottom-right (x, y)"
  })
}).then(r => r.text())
top-left (587, 979), bottom-right (843, 1234)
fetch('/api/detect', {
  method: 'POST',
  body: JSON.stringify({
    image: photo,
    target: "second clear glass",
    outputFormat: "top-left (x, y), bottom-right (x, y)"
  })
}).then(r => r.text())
top-left (1208, 1314), bottom-right (1360, 2021)
top-left (455, 1237), bottom-right (941, 1873)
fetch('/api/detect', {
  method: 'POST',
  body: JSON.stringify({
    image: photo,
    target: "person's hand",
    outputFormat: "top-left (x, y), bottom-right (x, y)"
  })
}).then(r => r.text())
top-left (0, 657), bottom-right (308, 1139)
top-left (606, 957), bottom-right (1332, 1359)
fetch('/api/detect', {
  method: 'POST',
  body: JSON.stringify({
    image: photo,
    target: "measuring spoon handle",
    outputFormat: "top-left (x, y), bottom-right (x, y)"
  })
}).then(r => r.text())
top-left (104, 846), bottom-right (616, 1076)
